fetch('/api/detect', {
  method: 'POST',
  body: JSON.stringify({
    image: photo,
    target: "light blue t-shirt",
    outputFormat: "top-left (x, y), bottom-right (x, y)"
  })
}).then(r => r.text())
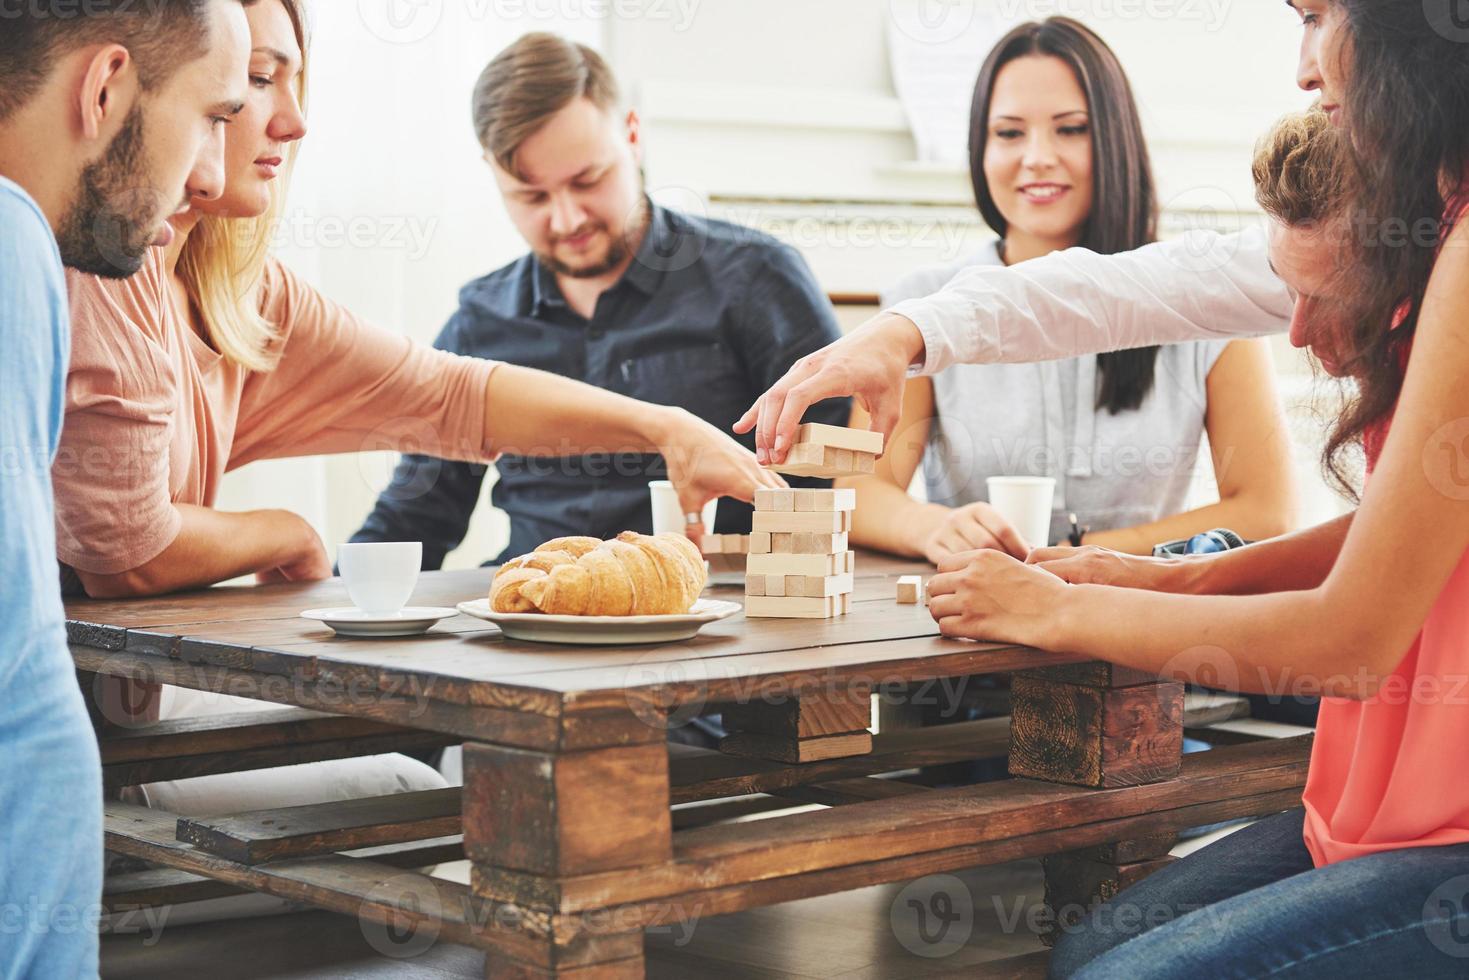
top-left (883, 241), bottom-right (1230, 546)
top-left (0, 176), bottom-right (71, 690)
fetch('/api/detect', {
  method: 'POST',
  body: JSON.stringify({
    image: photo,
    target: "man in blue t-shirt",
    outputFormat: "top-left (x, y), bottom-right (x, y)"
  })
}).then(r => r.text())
top-left (0, 6), bottom-right (248, 976)
top-left (352, 34), bottom-right (849, 567)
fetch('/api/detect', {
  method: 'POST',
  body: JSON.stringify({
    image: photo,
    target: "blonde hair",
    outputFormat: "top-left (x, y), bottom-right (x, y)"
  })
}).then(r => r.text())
top-left (177, 0), bottom-right (309, 372)
top-left (1251, 106), bottom-right (1344, 228)
top-left (471, 32), bottom-right (620, 180)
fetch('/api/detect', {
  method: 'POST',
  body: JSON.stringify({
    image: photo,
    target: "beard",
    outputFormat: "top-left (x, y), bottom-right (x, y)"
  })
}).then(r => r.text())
top-left (55, 104), bottom-right (173, 278)
top-left (536, 195), bottom-right (651, 280)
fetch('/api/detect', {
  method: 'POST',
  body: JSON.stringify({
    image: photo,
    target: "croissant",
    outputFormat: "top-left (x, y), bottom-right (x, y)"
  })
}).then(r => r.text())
top-left (489, 532), bottom-right (706, 616)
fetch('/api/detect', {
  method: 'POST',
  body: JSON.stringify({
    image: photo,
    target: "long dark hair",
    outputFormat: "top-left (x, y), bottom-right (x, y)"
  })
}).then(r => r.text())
top-left (969, 18), bottom-right (1160, 414)
top-left (1321, 0), bottom-right (1469, 497)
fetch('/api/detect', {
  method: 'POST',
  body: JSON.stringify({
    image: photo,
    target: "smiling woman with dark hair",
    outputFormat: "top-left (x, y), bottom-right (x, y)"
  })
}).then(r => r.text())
top-left (844, 17), bottom-right (1297, 564)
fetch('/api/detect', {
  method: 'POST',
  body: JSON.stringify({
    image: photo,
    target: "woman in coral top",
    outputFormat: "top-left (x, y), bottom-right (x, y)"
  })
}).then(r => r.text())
top-left (911, 1), bottom-right (1469, 975)
top-left (54, 0), bottom-right (779, 601)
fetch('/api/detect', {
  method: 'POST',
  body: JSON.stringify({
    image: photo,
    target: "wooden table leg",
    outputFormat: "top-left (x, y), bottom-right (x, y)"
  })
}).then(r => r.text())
top-left (718, 684), bottom-right (873, 763)
top-left (1009, 663), bottom-right (1184, 945)
top-left (462, 734), bottom-right (671, 977)
top-left (1040, 835), bottom-right (1177, 945)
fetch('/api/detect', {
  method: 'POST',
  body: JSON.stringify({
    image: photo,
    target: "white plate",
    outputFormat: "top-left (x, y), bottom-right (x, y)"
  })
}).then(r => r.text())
top-left (300, 606), bottom-right (458, 637)
top-left (455, 598), bottom-right (742, 646)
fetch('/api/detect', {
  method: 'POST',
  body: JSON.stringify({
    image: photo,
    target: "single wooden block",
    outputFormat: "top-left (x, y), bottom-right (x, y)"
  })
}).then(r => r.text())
top-left (896, 575), bottom-right (922, 604)
top-left (852, 452), bottom-right (876, 474)
top-left (753, 488), bottom-right (796, 512)
top-left (751, 510), bottom-right (851, 534)
top-left (798, 572), bottom-right (854, 598)
top-left (719, 730), bottom-right (873, 763)
top-left (770, 532), bottom-right (795, 553)
top-left (839, 592), bottom-right (852, 615)
top-left (744, 574), bottom-right (766, 597)
top-left (749, 531), bottom-right (772, 554)
top-left (722, 687), bottom-right (872, 740)
top-left (1009, 675), bottom-right (1185, 788)
top-left (765, 444), bottom-right (873, 479)
top-left (726, 534), bottom-right (750, 554)
top-left (743, 594), bottom-right (838, 619)
top-left (832, 448), bottom-right (854, 473)
top-left (794, 422), bottom-right (885, 456)
top-left (747, 551), bottom-right (851, 577)
top-left (842, 551), bottom-right (855, 574)
top-left (706, 553), bottom-right (746, 574)
top-left (462, 742), bottom-right (671, 876)
top-left (700, 534), bottom-right (722, 555)
top-left (793, 487), bottom-right (857, 512)
top-left (764, 574), bottom-right (788, 598)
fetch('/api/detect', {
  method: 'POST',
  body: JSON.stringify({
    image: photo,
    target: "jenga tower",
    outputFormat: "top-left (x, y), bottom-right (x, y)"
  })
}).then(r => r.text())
top-left (745, 425), bottom-right (883, 619)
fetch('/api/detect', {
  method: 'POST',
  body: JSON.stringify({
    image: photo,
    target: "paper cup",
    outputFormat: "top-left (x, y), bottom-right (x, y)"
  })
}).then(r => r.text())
top-left (985, 476), bottom-right (1056, 551)
top-left (337, 541), bottom-right (422, 615)
top-left (649, 481), bottom-right (718, 536)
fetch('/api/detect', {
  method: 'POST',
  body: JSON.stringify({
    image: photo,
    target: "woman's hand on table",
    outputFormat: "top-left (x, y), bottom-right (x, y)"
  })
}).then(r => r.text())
top-left (1027, 545), bottom-right (1194, 593)
top-left (657, 407), bottom-right (787, 539)
top-left (734, 313), bottom-right (925, 465)
top-left (927, 549), bottom-right (1069, 646)
top-left (917, 502), bottom-right (1031, 565)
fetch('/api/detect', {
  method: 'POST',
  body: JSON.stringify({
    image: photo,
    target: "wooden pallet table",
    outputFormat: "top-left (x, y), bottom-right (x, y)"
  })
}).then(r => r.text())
top-left (68, 557), bottom-right (1310, 978)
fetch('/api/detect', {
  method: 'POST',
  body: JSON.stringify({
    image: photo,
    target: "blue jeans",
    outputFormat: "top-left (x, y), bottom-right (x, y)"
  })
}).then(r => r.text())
top-left (0, 645), bottom-right (102, 980)
top-left (1049, 808), bottom-right (1469, 979)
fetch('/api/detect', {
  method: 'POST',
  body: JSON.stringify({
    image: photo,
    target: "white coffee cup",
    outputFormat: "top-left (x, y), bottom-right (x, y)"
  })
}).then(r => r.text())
top-left (649, 481), bottom-right (718, 537)
top-left (985, 476), bottom-right (1057, 551)
top-left (337, 541), bottom-right (422, 615)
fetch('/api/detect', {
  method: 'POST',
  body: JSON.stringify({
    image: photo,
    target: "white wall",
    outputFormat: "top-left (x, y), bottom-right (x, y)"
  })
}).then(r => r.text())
top-left (217, 1), bottom-right (1346, 575)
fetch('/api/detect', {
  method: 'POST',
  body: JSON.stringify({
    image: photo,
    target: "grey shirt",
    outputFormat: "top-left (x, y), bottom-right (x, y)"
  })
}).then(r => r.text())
top-left (884, 242), bottom-right (1229, 546)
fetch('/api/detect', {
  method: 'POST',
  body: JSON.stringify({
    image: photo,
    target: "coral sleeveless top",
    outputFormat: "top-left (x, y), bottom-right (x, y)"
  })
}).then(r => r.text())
top-left (1301, 184), bottom-right (1469, 866)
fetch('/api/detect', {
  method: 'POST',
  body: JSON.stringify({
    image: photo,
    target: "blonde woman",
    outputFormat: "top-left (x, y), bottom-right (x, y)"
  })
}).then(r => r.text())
top-left (53, 0), bottom-right (779, 600)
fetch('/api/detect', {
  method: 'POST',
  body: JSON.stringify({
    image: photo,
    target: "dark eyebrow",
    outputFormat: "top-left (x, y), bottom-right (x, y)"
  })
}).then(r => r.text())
top-left (991, 112), bottom-right (1088, 122)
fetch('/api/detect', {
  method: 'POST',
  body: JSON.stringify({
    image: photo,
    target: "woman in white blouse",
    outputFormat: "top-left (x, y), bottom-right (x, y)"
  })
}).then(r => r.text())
top-left (843, 19), bottom-right (1297, 561)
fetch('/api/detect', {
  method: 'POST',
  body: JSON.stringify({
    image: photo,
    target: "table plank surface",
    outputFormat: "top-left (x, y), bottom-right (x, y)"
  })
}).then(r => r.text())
top-left (66, 557), bottom-right (1084, 711)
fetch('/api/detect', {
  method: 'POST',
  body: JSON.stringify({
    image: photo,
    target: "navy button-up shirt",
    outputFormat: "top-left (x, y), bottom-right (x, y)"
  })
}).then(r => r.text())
top-left (351, 203), bottom-right (849, 567)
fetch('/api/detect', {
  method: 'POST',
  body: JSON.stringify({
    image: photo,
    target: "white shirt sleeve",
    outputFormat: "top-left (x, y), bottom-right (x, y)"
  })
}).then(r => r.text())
top-left (888, 226), bottom-right (1293, 375)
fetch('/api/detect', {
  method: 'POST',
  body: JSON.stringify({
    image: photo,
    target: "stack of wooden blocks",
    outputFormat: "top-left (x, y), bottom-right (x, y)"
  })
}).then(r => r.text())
top-left (743, 423), bottom-right (884, 619)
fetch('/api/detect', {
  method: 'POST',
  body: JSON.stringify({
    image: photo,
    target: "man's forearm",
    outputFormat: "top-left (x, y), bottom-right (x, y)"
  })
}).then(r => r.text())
top-left (1176, 511), bottom-right (1354, 596)
top-left (78, 505), bottom-right (315, 598)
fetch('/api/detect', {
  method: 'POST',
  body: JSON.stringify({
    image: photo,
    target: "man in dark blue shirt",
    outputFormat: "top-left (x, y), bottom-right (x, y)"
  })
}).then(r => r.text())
top-left (353, 33), bottom-right (847, 566)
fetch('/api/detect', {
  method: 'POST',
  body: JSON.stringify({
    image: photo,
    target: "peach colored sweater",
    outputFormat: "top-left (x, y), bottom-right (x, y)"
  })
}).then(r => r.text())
top-left (54, 249), bottom-right (497, 575)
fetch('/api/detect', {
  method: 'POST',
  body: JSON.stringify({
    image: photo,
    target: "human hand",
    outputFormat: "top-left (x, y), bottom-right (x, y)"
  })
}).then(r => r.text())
top-left (1027, 545), bottom-right (1188, 592)
top-left (927, 548), bottom-right (1069, 646)
top-left (659, 408), bottom-right (786, 541)
top-left (919, 501), bottom-right (1031, 565)
top-left (734, 313), bottom-right (925, 466)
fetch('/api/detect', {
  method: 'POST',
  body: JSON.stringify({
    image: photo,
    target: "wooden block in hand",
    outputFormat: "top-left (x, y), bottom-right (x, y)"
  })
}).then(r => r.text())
top-left (744, 594), bottom-right (838, 619)
top-left (853, 452), bottom-right (876, 474)
top-left (753, 488), bottom-right (795, 512)
top-left (793, 488), bottom-right (857, 512)
top-left (751, 510), bottom-right (852, 534)
top-left (794, 423), bottom-right (884, 456)
top-left (747, 551), bottom-right (852, 577)
top-left (896, 576), bottom-right (922, 604)
top-left (765, 443), bottom-right (873, 479)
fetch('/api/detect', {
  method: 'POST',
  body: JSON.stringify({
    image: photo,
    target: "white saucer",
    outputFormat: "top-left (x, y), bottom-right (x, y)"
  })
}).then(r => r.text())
top-left (456, 598), bottom-right (741, 646)
top-left (299, 606), bottom-right (458, 637)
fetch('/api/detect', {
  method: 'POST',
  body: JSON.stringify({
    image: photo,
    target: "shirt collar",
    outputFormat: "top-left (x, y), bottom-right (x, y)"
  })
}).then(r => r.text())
top-left (529, 199), bottom-right (677, 316)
